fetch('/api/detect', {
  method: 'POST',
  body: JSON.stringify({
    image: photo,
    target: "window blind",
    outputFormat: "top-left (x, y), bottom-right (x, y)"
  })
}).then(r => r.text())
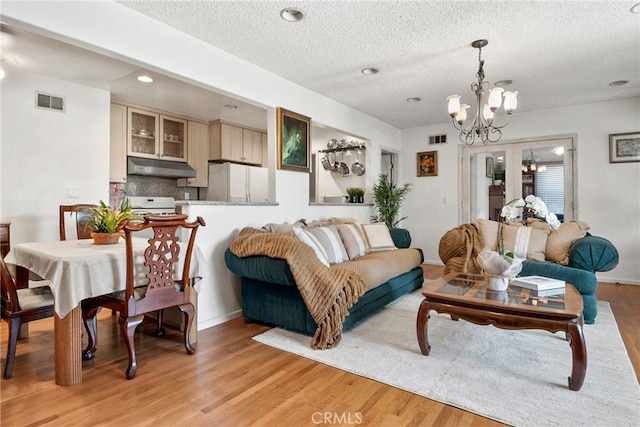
top-left (535, 164), bottom-right (564, 215)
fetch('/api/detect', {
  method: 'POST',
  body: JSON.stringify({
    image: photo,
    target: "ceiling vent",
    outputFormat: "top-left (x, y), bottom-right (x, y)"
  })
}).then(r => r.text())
top-left (35, 92), bottom-right (65, 112)
top-left (429, 134), bottom-right (447, 144)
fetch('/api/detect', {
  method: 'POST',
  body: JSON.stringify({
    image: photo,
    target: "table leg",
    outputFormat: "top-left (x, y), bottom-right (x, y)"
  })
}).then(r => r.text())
top-left (54, 305), bottom-right (83, 385)
top-left (566, 317), bottom-right (587, 391)
top-left (416, 298), bottom-right (431, 355)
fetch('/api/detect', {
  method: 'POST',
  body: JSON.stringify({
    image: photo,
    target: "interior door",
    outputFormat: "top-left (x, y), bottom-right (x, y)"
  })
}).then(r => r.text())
top-left (461, 137), bottom-right (576, 223)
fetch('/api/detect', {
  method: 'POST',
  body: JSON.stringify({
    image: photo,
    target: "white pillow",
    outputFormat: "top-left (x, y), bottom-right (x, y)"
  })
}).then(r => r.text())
top-left (304, 225), bottom-right (349, 264)
top-left (361, 222), bottom-right (397, 252)
top-left (293, 227), bottom-right (330, 267)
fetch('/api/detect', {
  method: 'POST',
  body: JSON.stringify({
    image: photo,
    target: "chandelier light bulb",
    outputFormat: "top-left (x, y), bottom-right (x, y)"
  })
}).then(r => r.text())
top-left (447, 95), bottom-right (461, 117)
top-left (488, 87), bottom-right (504, 111)
top-left (503, 91), bottom-right (518, 113)
top-left (482, 103), bottom-right (494, 120)
top-left (457, 104), bottom-right (470, 124)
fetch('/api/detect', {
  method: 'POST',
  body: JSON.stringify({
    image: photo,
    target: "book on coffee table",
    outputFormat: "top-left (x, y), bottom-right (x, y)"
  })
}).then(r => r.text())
top-left (511, 275), bottom-right (565, 291)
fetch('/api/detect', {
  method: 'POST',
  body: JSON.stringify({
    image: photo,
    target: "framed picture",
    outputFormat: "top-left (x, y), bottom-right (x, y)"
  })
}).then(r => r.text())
top-left (486, 156), bottom-right (494, 178)
top-left (417, 151), bottom-right (437, 177)
top-left (609, 132), bottom-right (640, 163)
top-left (277, 107), bottom-right (311, 172)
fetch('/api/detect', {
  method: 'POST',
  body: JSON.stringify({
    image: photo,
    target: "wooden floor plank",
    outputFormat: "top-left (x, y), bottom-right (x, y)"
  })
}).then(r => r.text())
top-left (1, 264), bottom-right (637, 426)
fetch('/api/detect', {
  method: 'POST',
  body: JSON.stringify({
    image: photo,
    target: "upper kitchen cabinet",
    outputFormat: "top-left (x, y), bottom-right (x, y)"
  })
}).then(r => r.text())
top-left (110, 103), bottom-right (128, 183)
top-left (127, 107), bottom-right (187, 162)
top-left (209, 120), bottom-right (264, 165)
top-left (177, 121), bottom-right (209, 187)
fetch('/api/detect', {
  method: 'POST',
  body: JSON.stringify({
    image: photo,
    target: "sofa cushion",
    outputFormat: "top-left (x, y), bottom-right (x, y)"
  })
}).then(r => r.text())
top-left (361, 222), bottom-right (397, 252)
top-left (336, 248), bottom-right (422, 291)
top-left (476, 219), bottom-right (549, 261)
top-left (303, 225), bottom-right (349, 264)
top-left (292, 227), bottom-right (330, 267)
top-left (336, 223), bottom-right (367, 260)
top-left (529, 220), bottom-right (590, 265)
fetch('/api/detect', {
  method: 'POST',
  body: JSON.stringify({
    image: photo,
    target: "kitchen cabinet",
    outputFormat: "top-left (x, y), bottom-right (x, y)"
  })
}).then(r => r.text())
top-left (109, 103), bottom-right (127, 183)
top-left (209, 120), bottom-right (264, 165)
top-left (205, 162), bottom-right (269, 202)
top-left (127, 107), bottom-right (187, 162)
top-left (178, 121), bottom-right (209, 187)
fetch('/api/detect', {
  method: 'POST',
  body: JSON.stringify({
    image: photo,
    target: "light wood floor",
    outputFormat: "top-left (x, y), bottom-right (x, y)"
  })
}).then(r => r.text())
top-left (1, 265), bottom-right (638, 427)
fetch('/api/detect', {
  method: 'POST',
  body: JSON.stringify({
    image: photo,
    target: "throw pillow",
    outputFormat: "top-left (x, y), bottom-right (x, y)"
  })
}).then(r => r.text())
top-left (303, 225), bottom-right (349, 264)
top-left (476, 218), bottom-right (549, 261)
top-left (361, 222), bottom-right (397, 252)
top-left (292, 227), bottom-right (330, 267)
top-left (529, 219), bottom-right (590, 265)
top-left (337, 223), bottom-right (367, 260)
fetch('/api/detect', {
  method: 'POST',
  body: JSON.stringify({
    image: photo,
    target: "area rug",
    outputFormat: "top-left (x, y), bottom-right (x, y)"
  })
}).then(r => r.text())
top-left (253, 290), bottom-right (639, 426)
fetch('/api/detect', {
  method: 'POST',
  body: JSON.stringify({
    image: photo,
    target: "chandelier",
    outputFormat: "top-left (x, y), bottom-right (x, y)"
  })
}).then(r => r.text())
top-left (447, 39), bottom-right (518, 145)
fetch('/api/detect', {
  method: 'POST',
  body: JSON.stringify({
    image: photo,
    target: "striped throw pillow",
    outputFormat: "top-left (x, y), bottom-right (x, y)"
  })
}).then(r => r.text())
top-left (337, 223), bottom-right (367, 260)
top-left (293, 227), bottom-right (330, 267)
top-left (305, 225), bottom-right (349, 264)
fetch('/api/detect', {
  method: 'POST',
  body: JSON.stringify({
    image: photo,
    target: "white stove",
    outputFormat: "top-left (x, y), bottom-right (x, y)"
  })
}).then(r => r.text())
top-left (127, 196), bottom-right (176, 215)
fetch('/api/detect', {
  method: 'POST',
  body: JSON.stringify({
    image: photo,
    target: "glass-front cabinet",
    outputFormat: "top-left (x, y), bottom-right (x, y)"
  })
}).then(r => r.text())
top-left (127, 107), bottom-right (187, 161)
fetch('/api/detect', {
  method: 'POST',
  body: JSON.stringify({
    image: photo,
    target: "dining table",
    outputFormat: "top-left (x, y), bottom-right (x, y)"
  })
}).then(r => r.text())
top-left (4, 237), bottom-right (207, 386)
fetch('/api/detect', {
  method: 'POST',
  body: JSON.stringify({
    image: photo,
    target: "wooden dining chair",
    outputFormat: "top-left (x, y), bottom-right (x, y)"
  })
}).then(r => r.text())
top-left (0, 254), bottom-right (55, 379)
top-left (81, 214), bottom-right (205, 379)
top-left (59, 204), bottom-right (98, 240)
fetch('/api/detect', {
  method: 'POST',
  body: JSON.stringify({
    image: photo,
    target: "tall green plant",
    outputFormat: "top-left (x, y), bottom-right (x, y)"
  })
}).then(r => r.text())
top-left (371, 174), bottom-right (412, 228)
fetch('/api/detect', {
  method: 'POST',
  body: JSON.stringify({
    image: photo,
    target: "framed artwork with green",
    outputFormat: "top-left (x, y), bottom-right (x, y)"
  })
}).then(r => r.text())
top-left (277, 107), bottom-right (311, 172)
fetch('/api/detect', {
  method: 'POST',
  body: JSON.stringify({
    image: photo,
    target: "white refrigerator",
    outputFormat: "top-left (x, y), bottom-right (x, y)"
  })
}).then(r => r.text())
top-left (206, 162), bottom-right (269, 202)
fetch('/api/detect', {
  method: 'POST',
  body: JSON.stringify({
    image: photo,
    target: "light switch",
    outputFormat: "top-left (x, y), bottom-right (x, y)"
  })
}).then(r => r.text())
top-left (67, 187), bottom-right (80, 198)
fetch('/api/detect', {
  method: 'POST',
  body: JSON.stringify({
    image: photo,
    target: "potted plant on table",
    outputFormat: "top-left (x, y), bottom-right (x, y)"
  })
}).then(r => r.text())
top-left (87, 198), bottom-right (132, 245)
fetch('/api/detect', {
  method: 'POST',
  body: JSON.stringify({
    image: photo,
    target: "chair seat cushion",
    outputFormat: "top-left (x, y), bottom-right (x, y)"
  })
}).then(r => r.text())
top-left (17, 286), bottom-right (54, 310)
top-left (103, 286), bottom-right (148, 302)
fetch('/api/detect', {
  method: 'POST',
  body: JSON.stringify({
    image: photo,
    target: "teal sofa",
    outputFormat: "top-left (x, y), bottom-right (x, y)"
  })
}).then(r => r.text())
top-left (225, 228), bottom-right (424, 336)
top-left (519, 234), bottom-right (618, 324)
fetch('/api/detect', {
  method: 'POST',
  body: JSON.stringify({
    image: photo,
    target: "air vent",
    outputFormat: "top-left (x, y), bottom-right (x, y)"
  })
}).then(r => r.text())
top-left (35, 92), bottom-right (65, 112)
top-left (429, 134), bottom-right (447, 144)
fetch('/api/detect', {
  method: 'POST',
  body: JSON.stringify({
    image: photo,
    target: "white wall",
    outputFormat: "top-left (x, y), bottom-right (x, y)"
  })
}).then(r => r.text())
top-left (0, 71), bottom-right (110, 243)
top-left (401, 98), bottom-right (640, 285)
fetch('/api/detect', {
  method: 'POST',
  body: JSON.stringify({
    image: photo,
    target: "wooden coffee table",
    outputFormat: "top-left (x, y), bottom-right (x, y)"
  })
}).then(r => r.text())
top-left (416, 273), bottom-right (586, 391)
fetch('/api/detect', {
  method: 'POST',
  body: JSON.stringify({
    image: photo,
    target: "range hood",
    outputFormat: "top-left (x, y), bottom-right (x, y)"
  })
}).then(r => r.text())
top-left (127, 157), bottom-right (196, 178)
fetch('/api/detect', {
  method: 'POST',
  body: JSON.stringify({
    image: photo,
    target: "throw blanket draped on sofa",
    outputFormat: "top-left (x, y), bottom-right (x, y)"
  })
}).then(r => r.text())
top-left (230, 227), bottom-right (366, 349)
top-left (438, 224), bottom-right (483, 274)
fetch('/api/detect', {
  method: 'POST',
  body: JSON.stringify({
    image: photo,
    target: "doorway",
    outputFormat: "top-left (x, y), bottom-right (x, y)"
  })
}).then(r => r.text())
top-left (381, 150), bottom-right (397, 185)
top-left (461, 136), bottom-right (576, 223)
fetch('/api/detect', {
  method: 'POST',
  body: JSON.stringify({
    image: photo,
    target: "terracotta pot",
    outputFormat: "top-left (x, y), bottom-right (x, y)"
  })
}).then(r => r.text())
top-left (91, 232), bottom-right (122, 245)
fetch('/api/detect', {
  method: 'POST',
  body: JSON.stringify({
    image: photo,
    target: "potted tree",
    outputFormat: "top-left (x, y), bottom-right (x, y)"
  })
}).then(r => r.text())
top-left (371, 174), bottom-right (411, 228)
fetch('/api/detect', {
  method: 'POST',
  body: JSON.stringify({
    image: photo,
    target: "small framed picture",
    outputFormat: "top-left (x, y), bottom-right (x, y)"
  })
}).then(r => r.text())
top-left (609, 132), bottom-right (640, 163)
top-left (417, 151), bottom-right (437, 177)
top-left (486, 156), bottom-right (494, 178)
top-left (277, 107), bottom-right (311, 172)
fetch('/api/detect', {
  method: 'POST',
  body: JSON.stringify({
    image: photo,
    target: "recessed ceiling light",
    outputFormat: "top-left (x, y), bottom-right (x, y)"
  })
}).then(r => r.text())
top-left (631, 2), bottom-right (640, 13)
top-left (406, 97), bottom-right (422, 102)
top-left (224, 104), bottom-right (238, 109)
top-left (608, 80), bottom-right (629, 86)
top-left (495, 79), bottom-right (513, 87)
top-left (137, 75), bottom-right (154, 83)
top-left (361, 67), bottom-right (379, 75)
top-left (280, 8), bottom-right (305, 22)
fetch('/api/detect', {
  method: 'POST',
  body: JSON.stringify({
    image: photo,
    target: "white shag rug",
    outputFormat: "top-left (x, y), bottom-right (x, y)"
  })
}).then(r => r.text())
top-left (253, 290), bottom-right (639, 426)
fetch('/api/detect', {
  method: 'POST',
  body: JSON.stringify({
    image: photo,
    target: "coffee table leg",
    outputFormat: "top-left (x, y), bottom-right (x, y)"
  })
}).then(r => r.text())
top-left (566, 318), bottom-right (587, 391)
top-left (416, 299), bottom-right (431, 355)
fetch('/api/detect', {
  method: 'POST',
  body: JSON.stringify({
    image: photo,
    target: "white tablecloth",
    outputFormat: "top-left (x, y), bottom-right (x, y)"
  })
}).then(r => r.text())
top-left (4, 237), bottom-right (208, 318)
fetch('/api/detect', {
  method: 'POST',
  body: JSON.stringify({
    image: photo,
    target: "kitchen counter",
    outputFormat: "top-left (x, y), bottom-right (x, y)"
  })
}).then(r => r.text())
top-left (175, 200), bottom-right (278, 207)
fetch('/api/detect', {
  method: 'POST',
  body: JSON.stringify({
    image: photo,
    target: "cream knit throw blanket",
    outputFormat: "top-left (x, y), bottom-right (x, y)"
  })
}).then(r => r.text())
top-left (230, 227), bottom-right (366, 350)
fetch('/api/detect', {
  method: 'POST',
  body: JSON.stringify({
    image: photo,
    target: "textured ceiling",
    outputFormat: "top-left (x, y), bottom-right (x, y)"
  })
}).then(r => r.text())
top-left (2, 1), bottom-right (638, 130)
top-left (118, 0), bottom-right (640, 128)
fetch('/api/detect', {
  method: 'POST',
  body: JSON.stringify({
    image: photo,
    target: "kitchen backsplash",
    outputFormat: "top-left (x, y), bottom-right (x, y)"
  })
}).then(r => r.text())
top-left (110, 176), bottom-right (198, 203)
